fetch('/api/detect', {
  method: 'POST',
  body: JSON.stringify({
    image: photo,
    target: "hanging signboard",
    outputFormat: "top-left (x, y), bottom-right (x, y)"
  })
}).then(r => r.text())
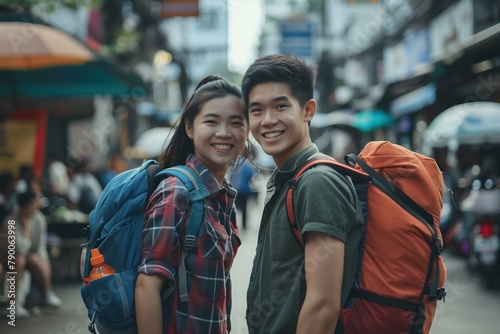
top-left (280, 18), bottom-right (314, 59)
top-left (161, 0), bottom-right (199, 18)
top-left (0, 109), bottom-right (46, 178)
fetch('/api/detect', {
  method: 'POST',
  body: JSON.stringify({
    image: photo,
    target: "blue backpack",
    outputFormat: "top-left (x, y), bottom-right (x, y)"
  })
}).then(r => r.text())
top-left (80, 159), bottom-right (210, 334)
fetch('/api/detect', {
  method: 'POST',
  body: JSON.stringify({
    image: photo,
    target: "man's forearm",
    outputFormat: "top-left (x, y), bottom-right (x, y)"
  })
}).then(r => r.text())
top-left (296, 297), bottom-right (339, 333)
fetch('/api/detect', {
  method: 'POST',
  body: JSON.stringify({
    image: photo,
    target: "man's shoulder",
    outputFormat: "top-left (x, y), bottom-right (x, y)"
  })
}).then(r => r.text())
top-left (296, 162), bottom-right (356, 202)
top-left (299, 161), bottom-right (349, 184)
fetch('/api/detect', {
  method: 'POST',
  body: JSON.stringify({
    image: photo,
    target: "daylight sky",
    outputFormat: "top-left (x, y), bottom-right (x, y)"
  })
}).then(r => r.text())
top-left (228, 0), bottom-right (263, 74)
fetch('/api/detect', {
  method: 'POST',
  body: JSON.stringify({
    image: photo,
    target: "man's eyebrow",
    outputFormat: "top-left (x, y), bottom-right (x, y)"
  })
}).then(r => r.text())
top-left (248, 95), bottom-right (291, 108)
top-left (273, 95), bottom-right (291, 103)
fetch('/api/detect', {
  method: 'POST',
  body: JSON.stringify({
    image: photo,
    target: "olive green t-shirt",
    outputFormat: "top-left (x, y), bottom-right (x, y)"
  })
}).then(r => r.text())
top-left (246, 144), bottom-right (364, 334)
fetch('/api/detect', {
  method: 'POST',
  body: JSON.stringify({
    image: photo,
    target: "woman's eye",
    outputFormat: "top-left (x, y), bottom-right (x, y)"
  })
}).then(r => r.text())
top-left (205, 120), bottom-right (217, 125)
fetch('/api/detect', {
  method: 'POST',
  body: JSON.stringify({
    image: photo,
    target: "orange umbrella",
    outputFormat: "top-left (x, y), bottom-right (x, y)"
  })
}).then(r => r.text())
top-left (0, 22), bottom-right (94, 70)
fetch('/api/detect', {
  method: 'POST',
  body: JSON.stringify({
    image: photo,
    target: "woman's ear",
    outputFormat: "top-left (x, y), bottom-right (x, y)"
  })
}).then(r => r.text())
top-left (185, 120), bottom-right (193, 139)
top-left (304, 99), bottom-right (317, 122)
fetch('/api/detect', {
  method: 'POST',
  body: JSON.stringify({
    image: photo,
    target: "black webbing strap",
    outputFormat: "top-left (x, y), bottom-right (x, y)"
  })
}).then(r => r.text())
top-left (350, 289), bottom-right (420, 312)
top-left (346, 154), bottom-right (434, 228)
top-left (346, 154), bottom-right (442, 301)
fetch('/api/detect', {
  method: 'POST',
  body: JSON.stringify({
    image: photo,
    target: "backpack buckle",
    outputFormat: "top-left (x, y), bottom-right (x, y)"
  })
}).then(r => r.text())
top-left (88, 310), bottom-right (97, 334)
top-left (436, 288), bottom-right (447, 302)
top-left (183, 235), bottom-right (197, 251)
top-left (436, 236), bottom-right (442, 254)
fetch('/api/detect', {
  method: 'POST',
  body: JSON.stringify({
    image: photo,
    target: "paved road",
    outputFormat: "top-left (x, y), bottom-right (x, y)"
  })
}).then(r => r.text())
top-left (428, 251), bottom-right (500, 333)
top-left (2, 199), bottom-right (500, 333)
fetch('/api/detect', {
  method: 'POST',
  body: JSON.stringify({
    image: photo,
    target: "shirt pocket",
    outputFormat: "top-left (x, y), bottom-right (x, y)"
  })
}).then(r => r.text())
top-left (201, 219), bottom-right (229, 260)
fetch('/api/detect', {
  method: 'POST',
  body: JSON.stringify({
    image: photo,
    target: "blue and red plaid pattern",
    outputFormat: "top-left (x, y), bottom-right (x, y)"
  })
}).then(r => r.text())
top-left (138, 155), bottom-right (241, 333)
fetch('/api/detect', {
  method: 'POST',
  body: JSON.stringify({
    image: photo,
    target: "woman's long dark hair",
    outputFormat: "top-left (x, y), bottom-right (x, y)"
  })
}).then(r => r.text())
top-left (159, 74), bottom-right (254, 168)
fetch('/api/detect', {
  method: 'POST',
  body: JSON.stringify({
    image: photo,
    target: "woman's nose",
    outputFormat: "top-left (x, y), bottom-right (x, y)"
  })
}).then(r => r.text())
top-left (215, 125), bottom-right (232, 138)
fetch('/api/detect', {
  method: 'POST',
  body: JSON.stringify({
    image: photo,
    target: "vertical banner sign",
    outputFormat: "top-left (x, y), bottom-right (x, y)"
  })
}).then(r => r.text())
top-left (280, 19), bottom-right (313, 58)
top-left (161, 0), bottom-right (199, 18)
top-left (0, 109), bottom-right (46, 178)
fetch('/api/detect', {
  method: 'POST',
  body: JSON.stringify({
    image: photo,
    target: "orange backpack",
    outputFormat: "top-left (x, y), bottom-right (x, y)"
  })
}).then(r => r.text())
top-left (286, 141), bottom-right (447, 334)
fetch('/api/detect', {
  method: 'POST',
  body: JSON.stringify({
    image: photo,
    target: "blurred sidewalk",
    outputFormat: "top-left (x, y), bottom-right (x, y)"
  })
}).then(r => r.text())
top-left (0, 197), bottom-right (262, 334)
top-left (1, 196), bottom-right (500, 333)
top-left (0, 280), bottom-right (89, 333)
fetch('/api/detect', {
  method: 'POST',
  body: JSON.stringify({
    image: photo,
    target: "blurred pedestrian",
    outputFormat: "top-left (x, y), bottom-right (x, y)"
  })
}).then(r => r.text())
top-left (15, 165), bottom-right (36, 194)
top-left (46, 154), bottom-right (70, 199)
top-left (0, 191), bottom-right (62, 317)
top-left (0, 172), bottom-right (16, 222)
top-left (67, 158), bottom-right (102, 214)
top-left (95, 151), bottom-right (128, 188)
top-left (229, 156), bottom-right (258, 229)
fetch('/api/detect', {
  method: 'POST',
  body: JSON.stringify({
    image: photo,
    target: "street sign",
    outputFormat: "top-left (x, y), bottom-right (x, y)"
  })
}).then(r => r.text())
top-left (280, 19), bottom-right (313, 58)
top-left (161, 0), bottom-right (199, 18)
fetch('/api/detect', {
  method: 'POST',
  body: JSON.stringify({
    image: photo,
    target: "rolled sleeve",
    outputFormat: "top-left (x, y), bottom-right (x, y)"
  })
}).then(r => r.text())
top-left (296, 166), bottom-right (358, 243)
top-left (137, 178), bottom-right (189, 282)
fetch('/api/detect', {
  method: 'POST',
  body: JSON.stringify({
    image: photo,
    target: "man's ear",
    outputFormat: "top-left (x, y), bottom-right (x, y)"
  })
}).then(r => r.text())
top-left (185, 121), bottom-right (193, 139)
top-left (304, 99), bottom-right (317, 122)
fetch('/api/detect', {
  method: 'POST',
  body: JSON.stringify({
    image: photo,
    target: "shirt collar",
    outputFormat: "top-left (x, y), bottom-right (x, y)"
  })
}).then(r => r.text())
top-left (268, 144), bottom-right (321, 187)
top-left (185, 154), bottom-right (236, 197)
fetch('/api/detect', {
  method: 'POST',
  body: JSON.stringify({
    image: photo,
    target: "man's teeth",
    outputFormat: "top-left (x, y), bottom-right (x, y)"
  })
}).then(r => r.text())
top-left (264, 132), bottom-right (282, 138)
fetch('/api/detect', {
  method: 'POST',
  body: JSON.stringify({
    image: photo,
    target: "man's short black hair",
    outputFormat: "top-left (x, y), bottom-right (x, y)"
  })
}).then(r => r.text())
top-left (241, 54), bottom-right (317, 108)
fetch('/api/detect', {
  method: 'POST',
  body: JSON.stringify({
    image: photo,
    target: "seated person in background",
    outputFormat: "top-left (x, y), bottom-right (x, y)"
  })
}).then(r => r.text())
top-left (47, 155), bottom-right (70, 199)
top-left (67, 158), bottom-right (103, 214)
top-left (95, 152), bottom-right (128, 188)
top-left (0, 192), bottom-right (62, 309)
top-left (0, 172), bottom-right (16, 222)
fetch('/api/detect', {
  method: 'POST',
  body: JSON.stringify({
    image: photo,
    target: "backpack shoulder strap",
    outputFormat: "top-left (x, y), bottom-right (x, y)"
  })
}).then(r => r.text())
top-left (286, 158), bottom-right (369, 247)
top-left (155, 165), bottom-right (211, 302)
top-left (145, 161), bottom-right (163, 203)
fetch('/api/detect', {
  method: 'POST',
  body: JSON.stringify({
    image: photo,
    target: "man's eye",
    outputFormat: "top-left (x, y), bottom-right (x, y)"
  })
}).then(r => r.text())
top-left (205, 120), bottom-right (217, 124)
top-left (249, 109), bottom-right (261, 114)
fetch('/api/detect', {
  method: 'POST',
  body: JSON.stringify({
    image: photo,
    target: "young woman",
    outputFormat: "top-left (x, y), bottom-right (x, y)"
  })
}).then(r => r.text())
top-left (135, 75), bottom-right (252, 334)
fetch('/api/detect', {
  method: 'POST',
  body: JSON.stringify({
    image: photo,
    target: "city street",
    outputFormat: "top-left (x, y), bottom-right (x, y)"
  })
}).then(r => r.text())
top-left (2, 2), bottom-right (500, 333)
top-left (2, 201), bottom-right (500, 333)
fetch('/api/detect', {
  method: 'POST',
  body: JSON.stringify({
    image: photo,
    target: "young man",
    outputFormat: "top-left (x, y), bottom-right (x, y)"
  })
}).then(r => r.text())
top-left (242, 54), bottom-right (364, 333)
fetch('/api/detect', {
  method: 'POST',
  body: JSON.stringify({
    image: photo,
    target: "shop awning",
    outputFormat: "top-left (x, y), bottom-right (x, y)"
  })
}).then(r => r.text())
top-left (422, 101), bottom-right (500, 148)
top-left (353, 109), bottom-right (396, 133)
top-left (390, 83), bottom-right (436, 117)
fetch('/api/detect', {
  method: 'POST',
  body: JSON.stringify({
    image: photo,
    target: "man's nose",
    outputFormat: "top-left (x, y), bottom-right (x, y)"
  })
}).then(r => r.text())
top-left (262, 110), bottom-right (277, 126)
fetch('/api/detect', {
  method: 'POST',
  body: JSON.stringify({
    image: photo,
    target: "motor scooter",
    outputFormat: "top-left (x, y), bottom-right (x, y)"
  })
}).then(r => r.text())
top-left (461, 177), bottom-right (500, 288)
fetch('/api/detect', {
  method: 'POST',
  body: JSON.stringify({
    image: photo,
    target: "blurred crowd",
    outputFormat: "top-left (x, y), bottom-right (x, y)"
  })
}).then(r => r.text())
top-left (0, 152), bottom-right (127, 318)
top-left (0, 147), bottom-right (270, 318)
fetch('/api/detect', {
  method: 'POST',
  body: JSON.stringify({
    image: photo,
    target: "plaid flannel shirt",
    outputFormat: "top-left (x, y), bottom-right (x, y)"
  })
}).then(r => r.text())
top-left (138, 155), bottom-right (241, 333)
